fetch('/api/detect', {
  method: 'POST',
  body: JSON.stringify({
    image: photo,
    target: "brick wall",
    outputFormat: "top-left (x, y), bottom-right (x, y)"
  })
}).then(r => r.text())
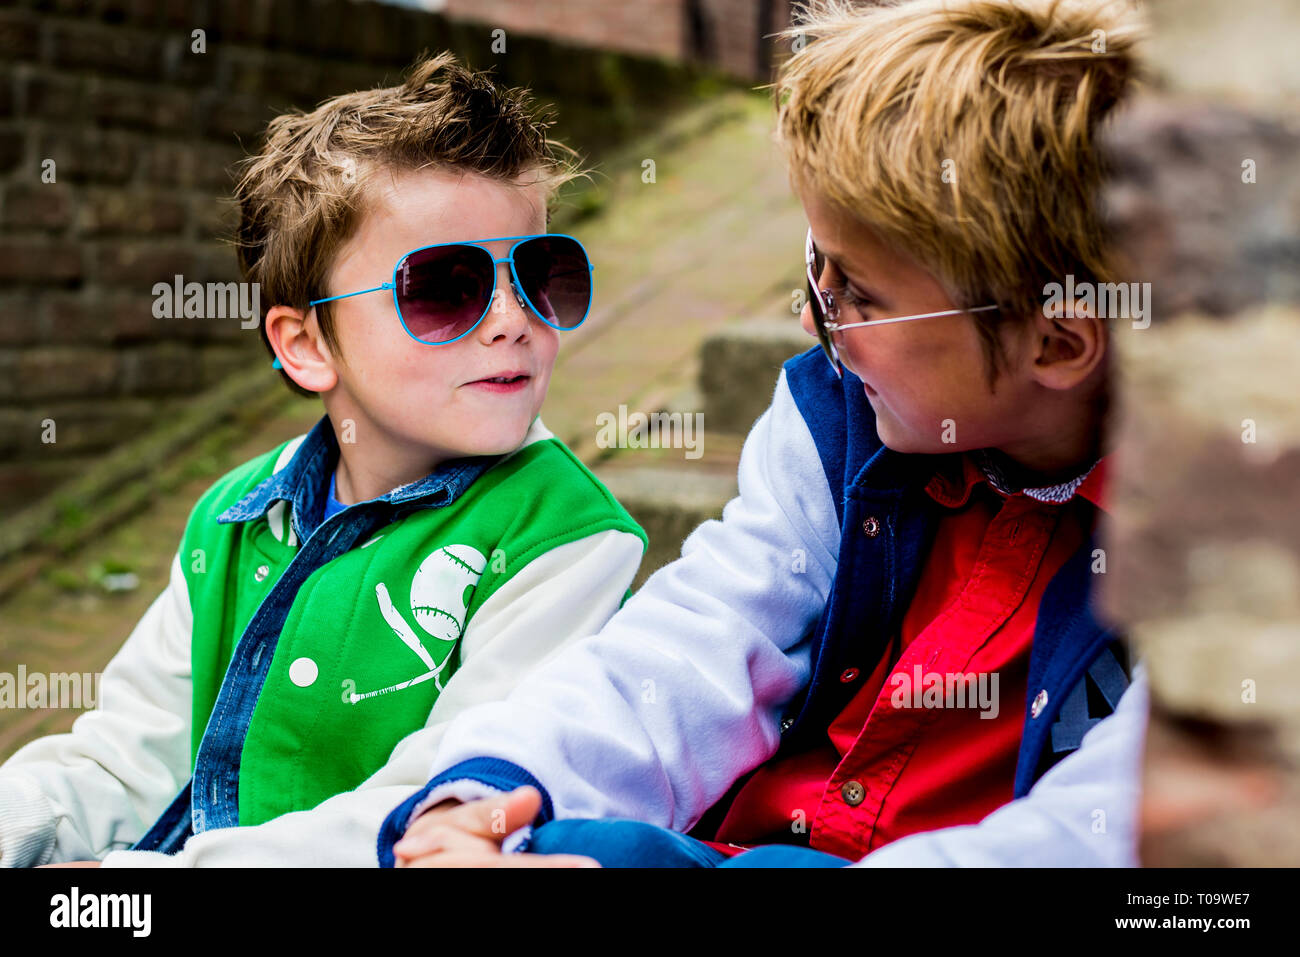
top-left (443, 0), bottom-right (686, 65)
top-left (443, 0), bottom-right (796, 79)
top-left (0, 0), bottom-right (712, 513)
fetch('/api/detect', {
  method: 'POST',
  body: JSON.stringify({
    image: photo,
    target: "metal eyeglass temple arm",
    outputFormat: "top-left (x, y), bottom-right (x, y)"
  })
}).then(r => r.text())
top-left (309, 282), bottom-right (396, 306)
top-left (824, 303), bottom-right (1000, 332)
top-left (271, 283), bottom-right (397, 369)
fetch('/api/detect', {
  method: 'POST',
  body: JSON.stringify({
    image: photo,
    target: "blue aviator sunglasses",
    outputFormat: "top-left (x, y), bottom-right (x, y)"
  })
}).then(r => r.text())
top-left (272, 233), bottom-right (593, 369)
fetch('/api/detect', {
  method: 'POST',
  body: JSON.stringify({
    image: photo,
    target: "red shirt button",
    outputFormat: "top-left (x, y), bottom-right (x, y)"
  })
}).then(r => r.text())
top-left (839, 667), bottom-right (860, 683)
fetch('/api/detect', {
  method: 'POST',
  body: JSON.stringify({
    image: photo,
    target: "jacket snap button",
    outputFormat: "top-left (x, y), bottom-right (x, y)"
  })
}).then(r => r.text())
top-left (254, 564), bottom-right (270, 582)
top-left (289, 657), bottom-right (318, 688)
top-left (862, 516), bottom-right (881, 537)
top-left (780, 717), bottom-right (794, 733)
top-left (839, 667), bottom-right (860, 683)
top-left (841, 780), bottom-right (865, 806)
top-left (1031, 689), bottom-right (1049, 718)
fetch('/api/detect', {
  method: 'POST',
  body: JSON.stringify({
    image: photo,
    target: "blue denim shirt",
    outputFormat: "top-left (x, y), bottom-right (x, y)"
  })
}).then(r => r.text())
top-left (133, 413), bottom-right (498, 854)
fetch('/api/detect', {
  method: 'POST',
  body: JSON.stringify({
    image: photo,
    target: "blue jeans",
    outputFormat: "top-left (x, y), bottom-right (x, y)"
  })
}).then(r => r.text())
top-left (527, 818), bottom-right (853, 868)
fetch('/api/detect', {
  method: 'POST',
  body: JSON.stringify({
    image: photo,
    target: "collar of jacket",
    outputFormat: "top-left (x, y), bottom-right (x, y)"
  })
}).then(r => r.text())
top-left (215, 414), bottom-right (499, 545)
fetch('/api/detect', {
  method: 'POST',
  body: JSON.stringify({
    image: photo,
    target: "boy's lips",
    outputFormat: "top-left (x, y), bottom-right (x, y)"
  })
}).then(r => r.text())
top-left (464, 370), bottom-right (531, 393)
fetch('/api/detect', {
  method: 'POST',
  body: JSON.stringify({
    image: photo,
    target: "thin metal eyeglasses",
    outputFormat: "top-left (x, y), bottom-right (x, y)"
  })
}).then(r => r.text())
top-left (805, 228), bottom-right (999, 378)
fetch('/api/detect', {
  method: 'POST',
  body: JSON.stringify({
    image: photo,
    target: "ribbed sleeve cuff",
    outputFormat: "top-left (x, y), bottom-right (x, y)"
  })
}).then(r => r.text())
top-left (376, 757), bottom-right (554, 867)
top-left (0, 774), bottom-right (57, 868)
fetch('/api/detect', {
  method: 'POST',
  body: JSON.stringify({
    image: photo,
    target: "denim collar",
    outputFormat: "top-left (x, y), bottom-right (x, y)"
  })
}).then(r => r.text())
top-left (216, 414), bottom-right (498, 543)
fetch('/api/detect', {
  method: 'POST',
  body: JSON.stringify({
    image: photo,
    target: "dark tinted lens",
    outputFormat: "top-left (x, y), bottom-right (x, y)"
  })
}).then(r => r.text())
top-left (809, 276), bottom-right (835, 354)
top-left (396, 244), bottom-right (495, 343)
top-left (512, 236), bottom-right (591, 329)
top-left (806, 238), bottom-right (837, 369)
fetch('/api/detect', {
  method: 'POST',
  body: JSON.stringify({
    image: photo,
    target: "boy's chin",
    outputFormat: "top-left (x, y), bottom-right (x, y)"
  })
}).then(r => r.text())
top-left (872, 416), bottom-right (956, 456)
top-left (872, 413), bottom-right (917, 453)
top-left (456, 423), bottom-right (533, 458)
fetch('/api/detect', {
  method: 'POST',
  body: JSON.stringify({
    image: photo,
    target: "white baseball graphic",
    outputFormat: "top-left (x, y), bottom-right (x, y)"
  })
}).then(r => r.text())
top-left (350, 544), bottom-right (487, 705)
top-left (409, 544), bottom-right (487, 642)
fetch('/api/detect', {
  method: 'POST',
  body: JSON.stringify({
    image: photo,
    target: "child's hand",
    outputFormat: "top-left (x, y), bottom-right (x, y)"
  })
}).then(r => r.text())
top-left (393, 785), bottom-right (599, 868)
top-left (38, 861), bottom-right (102, 868)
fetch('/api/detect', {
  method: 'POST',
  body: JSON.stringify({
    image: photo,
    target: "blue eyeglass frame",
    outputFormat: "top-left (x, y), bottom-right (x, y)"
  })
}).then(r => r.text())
top-left (272, 232), bottom-right (594, 369)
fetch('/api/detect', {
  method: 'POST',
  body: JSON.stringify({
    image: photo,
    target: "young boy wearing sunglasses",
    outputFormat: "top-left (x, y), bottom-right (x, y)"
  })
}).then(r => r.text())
top-left (0, 54), bottom-right (643, 867)
top-left (381, 0), bottom-right (1151, 868)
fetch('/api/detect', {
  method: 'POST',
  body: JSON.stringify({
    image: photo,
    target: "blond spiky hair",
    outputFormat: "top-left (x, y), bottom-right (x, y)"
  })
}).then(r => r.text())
top-left (776, 0), bottom-right (1146, 378)
top-left (233, 52), bottom-right (580, 396)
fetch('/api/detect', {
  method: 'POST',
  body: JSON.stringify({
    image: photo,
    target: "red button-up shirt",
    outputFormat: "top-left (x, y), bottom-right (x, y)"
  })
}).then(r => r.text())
top-left (704, 453), bottom-right (1108, 860)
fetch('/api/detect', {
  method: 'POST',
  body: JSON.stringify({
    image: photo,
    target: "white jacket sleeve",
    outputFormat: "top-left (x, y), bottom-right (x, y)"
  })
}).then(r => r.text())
top-left (852, 662), bottom-right (1149, 868)
top-left (391, 371), bottom-right (840, 843)
top-left (0, 551), bottom-right (195, 867)
top-left (98, 528), bottom-right (644, 867)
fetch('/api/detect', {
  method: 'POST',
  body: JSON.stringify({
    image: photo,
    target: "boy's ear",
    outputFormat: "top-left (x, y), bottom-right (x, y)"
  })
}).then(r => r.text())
top-left (1027, 299), bottom-right (1107, 392)
top-left (265, 304), bottom-right (339, 393)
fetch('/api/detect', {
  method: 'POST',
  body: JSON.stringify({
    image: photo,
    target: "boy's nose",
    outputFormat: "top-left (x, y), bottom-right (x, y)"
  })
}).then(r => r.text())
top-left (799, 299), bottom-right (818, 339)
top-left (477, 264), bottom-right (533, 342)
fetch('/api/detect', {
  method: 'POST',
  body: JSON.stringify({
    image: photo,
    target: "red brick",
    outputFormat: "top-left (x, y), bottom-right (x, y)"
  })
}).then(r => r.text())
top-left (212, 0), bottom-right (276, 46)
top-left (193, 145), bottom-right (242, 191)
top-left (37, 130), bottom-right (134, 185)
top-left (192, 195), bottom-right (237, 242)
top-left (0, 349), bottom-right (16, 402)
top-left (199, 91), bottom-right (276, 142)
top-left (88, 79), bottom-right (194, 132)
top-left (35, 1), bottom-right (98, 18)
top-left (116, 342), bottom-right (201, 395)
top-left (0, 239), bottom-right (83, 286)
top-left (17, 347), bottom-right (118, 399)
top-left (162, 30), bottom-right (220, 88)
top-left (135, 139), bottom-right (198, 189)
top-left (188, 245), bottom-right (240, 284)
top-left (4, 398), bottom-right (161, 457)
top-left (46, 292), bottom-right (171, 344)
top-left (226, 52), bottom-right (324, 103)
top-left (48, 21), bottom-right (164, 79)
top-left (76, 190), bottom-right (187, 237)
top-left (0, 127), bottom-right (24, 173)
top-left (2, 184), bottom-right (74, 231)
top-left (0, 66), bottom-right (15, 118)
top-left (199, 343), bottom-right (262, 388)
top-left (18, 71), bottom-right (84, 121)
top-left (94, 243), bottom-right (194, 286)
top-left (0, 10), bottom-right (39, 65)
top-left (0, 294), bottom-right (47, 346)
top-left (116, 0), bottom-right (204, 31)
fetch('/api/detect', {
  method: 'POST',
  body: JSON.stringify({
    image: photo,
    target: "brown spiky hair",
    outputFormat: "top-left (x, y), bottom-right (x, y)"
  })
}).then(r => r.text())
top-left (775, 0), bottom-right (1146, 382)
top-left (232, 51), bottom-right (581, 396)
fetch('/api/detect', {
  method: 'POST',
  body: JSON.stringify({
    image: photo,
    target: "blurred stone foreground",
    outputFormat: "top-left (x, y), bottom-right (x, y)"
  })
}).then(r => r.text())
top-left (1098, 0), bottom-right (1300, 865)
